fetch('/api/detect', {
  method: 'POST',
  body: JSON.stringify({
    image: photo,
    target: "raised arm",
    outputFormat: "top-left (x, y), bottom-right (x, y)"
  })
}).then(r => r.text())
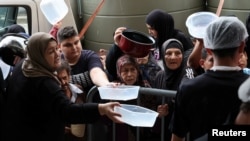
top-left (187, 39), bottom-right (204, 68)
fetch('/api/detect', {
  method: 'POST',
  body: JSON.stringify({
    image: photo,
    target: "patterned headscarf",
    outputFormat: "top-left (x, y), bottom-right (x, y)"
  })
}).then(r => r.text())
top-left (22, 32), bottom-right (60, 83)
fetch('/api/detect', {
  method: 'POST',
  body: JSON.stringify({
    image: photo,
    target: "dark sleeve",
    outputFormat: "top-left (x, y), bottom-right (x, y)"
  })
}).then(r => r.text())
top-left (70, 71), bottom-right (94, 90)
top-left (0, 47), bottom-right (3, 56)
top-left (182, 66), bottom-right (197, 80)
top-left (171, 83), bottom-right (189, 138)
top-left (41, 79), bottom-right (101, 124)
top-left (0, 68), bottom-right (4, 93)
top-left (105, 44), bottom-right (124, 81)
top-left (151, 70), bottom-right (165, 89)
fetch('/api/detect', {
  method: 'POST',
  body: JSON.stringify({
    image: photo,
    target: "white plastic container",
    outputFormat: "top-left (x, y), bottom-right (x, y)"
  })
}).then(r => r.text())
top-left (98, 85), bottom-right (139, 101)
top-left (114, 104), bottom-right (158, 127)
top-left (40, 0), bottom-right (68, 25)
top-left (186, 12), bottom-right (218, 39)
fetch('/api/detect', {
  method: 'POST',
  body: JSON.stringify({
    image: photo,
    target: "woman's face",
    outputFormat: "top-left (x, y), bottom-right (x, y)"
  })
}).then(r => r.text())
top-left (164, 48), bottom-right (183, 70)
top-left (120, 63), bottom-right (138, 85)
top-left (44, 41), bottom-right (61, 70)
top-left (146, 24), bottom-right (158, 39)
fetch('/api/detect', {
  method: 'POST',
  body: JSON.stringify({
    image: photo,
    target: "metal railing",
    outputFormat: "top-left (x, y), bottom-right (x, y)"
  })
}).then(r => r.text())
top-left (86, 86), bottom-right (177, 141)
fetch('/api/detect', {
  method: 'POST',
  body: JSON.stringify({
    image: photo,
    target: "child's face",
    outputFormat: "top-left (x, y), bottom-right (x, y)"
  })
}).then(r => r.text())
top-left (200, 54), bottom-right (213, 71)
top-left (238, 52), bottom-right (248, 69)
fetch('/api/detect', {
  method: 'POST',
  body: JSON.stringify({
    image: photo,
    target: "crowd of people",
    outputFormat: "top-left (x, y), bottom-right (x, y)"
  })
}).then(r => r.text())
top-left (1, 9), bottom-right (250, 141)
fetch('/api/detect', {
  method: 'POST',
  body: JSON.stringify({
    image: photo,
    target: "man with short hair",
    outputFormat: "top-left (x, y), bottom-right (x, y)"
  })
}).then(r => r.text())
top-left (57, 26), bottom-right (112, 93)
top-left (171, 16), bottom-right (249, 141)
top-left (56, 60), bottom-right (86, 141)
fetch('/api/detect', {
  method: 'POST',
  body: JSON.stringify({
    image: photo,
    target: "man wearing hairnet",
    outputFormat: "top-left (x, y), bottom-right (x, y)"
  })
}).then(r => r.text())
top-left (171, 17), bottom-right (249, 141)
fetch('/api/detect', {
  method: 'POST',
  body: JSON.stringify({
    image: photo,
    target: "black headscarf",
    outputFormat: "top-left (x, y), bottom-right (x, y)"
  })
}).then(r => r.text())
top-left (161, 39), bottom-right (185, 90)
top-left (146, 9), bottom-right (177, 52)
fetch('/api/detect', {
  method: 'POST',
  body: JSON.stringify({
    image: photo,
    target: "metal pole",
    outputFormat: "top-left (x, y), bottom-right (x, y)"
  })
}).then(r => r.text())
top-left (86, 86), bottom-right (98, 141)
top-left (139, 87), bottom-right (176, 98)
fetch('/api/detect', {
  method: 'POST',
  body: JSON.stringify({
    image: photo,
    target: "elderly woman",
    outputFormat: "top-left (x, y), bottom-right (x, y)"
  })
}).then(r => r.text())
top-left (150, 38), bottom-right (186, 141)
top-left (1, 32), bottom-right (122, 141)
top-left (153, 38), bottom-right (185, 91)
top-left (116, 54), bottom-right (147, 86)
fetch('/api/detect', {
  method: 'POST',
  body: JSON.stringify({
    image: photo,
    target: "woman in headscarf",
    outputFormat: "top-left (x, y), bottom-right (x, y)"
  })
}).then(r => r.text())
top-left (111, 54), bottom-right (146, 141)
top-left (2, 32), bottom-right (122, 141)
top-left (154, 38), bottom-right (185, 92)
top-left (109, 54), bottom-right (158, 141)
top-left (116, 54), bottom-right (157, 109)
top-left (145, 9), bottom-right (193, 68)
top-left (150, 39), bottom-right (186, 141)
top-left (116, 54), bottom-right (146, 86)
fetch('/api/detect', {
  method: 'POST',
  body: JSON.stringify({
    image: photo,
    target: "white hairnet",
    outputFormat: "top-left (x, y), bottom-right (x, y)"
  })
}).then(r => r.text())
top-left (204, 16), bottom-right (248, 50)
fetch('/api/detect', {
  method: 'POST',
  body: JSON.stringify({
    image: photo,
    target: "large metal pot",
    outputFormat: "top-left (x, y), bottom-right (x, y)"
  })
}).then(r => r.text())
top-left (118, 29), bottom-right (155, 58)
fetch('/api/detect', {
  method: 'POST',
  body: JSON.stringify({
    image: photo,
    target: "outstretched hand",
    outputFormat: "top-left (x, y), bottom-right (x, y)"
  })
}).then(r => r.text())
top-left (98, 102), bottom-right (123, 123)
top-left (157, 104), bottom-right (169, 117)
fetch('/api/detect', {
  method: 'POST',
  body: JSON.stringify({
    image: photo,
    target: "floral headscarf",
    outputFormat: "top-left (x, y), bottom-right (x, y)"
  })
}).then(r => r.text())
top-left (116, 55), bottom-right (142, 84)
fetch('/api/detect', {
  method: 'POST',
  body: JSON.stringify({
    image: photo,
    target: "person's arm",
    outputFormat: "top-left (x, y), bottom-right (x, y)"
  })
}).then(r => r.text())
top-left (89, 67), bottom-right (110, 86)
top-left (49, 21), bottom-right (62, 40)
top-left (70, 71), bottom-right (94, 90)
top-left (98, 102), bottom-right (123, 123)
top-left (113, 27), bottom-right (127, 45)
top-left (171, 134), bottom-right (185, 141)
top-left (43, 78), bottom-right (122, 123)
top-left (105, 44), bottom-right (124, 80)
top-left (187, 39), bottom-right (203, 68)
top-left (105, 27), bottom-right (126, 80)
